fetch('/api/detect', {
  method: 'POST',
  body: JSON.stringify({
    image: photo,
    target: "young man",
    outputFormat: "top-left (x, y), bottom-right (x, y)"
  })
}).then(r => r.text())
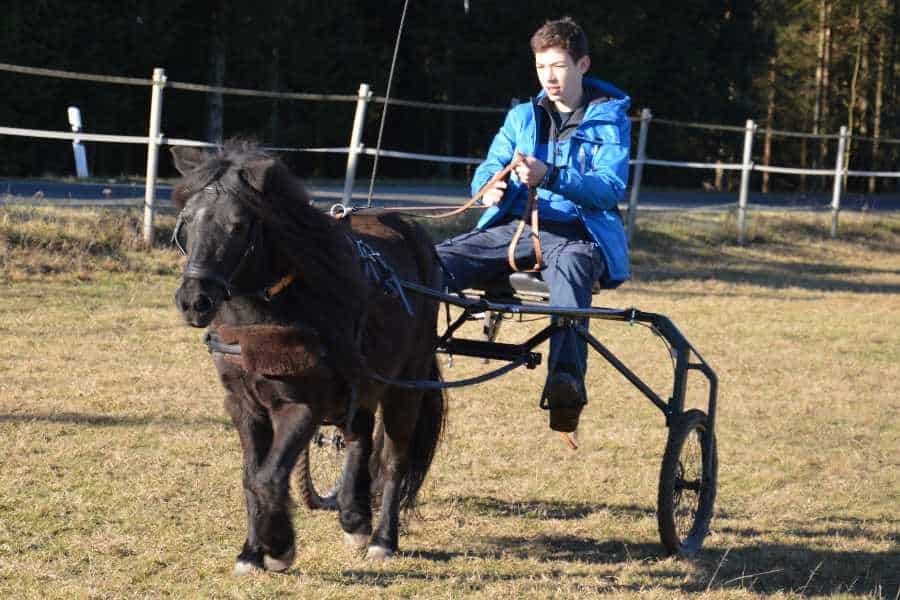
top-left (435, 17), bottom-right (631, 434)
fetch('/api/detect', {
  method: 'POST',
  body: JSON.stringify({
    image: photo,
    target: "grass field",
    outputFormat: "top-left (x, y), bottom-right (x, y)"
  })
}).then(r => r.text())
top-left (1, 205), bottom-right (898, 598)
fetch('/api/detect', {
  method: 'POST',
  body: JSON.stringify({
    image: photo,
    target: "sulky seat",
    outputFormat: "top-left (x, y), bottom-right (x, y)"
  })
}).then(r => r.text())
top-left (478, 271), bottom-right (601, 303)
top-left (469, 272), bottom-right (600, 346)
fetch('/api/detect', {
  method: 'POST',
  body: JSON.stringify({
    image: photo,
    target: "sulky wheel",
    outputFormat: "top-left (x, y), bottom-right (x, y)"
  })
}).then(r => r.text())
top-left (295, 425), bottom-right (346, 510)
top-left (657, 408), bottom-right (718, 556)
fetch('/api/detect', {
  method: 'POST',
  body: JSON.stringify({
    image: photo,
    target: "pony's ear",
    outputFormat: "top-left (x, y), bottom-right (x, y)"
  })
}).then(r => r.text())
top-left (239, 158), bottom-right (276, 193)
top-left (170, 146), bottom-right (208, 175)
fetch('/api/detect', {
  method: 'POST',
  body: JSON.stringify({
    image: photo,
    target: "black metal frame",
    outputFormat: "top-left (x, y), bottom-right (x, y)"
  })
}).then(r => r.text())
top-left (400, 280), bottom-right (718, 452)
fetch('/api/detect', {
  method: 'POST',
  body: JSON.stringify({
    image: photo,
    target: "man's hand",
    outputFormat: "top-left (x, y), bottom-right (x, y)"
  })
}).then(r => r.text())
top-left (514, 155), bottom-right (548, 187)
top-left (482, 179), bottom-right (507, 207)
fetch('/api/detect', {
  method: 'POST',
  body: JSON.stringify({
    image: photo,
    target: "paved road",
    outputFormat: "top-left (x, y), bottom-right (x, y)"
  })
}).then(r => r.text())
top-left (2, 178), bottom-right (899, 212)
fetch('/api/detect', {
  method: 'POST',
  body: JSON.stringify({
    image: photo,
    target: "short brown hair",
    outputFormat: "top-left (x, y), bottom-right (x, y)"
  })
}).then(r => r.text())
top-left (530, 17), bottom-right (589, 62)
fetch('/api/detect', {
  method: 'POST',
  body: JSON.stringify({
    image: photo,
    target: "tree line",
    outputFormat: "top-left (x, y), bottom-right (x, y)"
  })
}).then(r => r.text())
top-left (0, 0), bottom-right (897, 192)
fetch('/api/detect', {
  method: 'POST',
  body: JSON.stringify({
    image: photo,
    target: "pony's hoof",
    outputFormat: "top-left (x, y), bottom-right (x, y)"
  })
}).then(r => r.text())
top-left (365, 545), bottom-right (394, 561)
top-left (263, 545), bottom-right (296, 572)
top-left (233, 560), bottom-right (259, 576)
top-left (343, 532), bottom-right (369, 550)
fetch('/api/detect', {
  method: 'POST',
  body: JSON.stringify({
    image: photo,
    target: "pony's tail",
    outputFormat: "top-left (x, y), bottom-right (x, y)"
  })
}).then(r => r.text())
top-left (398, 358), bottom-right (446, 512)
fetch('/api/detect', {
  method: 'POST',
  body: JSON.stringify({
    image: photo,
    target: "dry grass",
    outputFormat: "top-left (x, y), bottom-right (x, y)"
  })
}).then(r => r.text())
top-left (0, 205), bottom-right (898, 598)
top-left (0, 205), bottom-right (181, 282)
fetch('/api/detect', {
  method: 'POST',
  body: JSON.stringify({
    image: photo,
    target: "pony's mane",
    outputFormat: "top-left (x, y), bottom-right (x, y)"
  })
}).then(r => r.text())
top-left (244, 158), bottom-right (367, 320)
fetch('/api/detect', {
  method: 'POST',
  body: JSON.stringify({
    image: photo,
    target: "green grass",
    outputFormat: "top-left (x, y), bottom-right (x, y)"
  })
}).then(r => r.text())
top-left (1, 205), bottom-right (898, 598)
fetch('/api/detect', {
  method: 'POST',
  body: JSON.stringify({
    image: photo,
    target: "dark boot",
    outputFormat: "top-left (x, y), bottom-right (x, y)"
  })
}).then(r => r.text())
top-left (542, 369), bottom-right (587, 433)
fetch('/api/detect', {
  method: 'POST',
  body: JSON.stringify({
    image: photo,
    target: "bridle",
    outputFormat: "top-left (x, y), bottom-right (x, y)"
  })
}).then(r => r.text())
top-left (173, 187), bottom-right (296, 301)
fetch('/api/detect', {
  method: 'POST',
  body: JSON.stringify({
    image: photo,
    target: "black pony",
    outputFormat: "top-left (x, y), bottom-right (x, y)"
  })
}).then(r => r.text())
top-left (171, 141), bottom-right (445, 573)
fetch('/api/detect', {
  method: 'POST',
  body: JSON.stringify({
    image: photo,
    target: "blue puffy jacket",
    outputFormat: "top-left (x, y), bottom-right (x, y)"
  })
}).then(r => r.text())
top-left (472, 77), bottom-right (631, 288)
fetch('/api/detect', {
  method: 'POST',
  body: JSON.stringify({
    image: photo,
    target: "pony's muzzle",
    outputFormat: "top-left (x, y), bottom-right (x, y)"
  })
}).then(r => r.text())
top-left (176, 279), bottom-right (223, 328)
top-left (192, 294), bottom-right (213, 314)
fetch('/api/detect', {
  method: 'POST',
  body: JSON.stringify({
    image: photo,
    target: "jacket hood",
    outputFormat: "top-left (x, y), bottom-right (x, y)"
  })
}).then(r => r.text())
top-left (583, 76), bottom-right (628, 101)
top-left (534, 76), bottom-right (630, 119)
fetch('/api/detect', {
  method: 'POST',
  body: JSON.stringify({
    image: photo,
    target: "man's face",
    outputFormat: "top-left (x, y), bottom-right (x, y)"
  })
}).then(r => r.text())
top-left (534, 47), bottom-right (590, 109)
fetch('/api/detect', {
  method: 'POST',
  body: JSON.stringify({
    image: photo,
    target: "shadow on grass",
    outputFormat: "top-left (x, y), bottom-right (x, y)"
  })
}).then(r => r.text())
top-left (695, 541), bottom-right (899, 596)
top-left (0, 410), bottom-right (230, 429)
top-left (330, 540), bottom-right (679, 591)
top-left (717, 514), bottom-right (900, 542)
top-left (452, 494), bottom-right (656, 521)
top-left (327, 539), bottom-right (683, 593)
top-left (326, 532), bottom-right (897, 595)
top-left (411, 495), bottom-right (898, 595)
top-left (451, 495), bottom-right (736, 522)
top-left (477, 535), bottom-right (896, 595)
top-left (398, 540), bottom-right (668, 567)
top-left (623, 286), bottom-right (829, 301)
top-left (479, 535), bottom-right (664, 564)
top-left (631, 227), bottom-right (900, 294)
top-left (343, 534), bottom-right (899, 595)
top-left (698, 513), bottom-right (897, 595)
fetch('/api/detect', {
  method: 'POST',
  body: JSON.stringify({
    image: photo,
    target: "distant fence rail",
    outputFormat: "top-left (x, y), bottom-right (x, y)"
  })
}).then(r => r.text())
top-left (1, 62), bottom-right (898, 243)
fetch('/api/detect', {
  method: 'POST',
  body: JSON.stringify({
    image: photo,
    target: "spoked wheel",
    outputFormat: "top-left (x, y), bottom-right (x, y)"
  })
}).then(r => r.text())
top-left (657, 409), bottom-right (718, 556)
top-left (296, 425), bottom-right (346, 510)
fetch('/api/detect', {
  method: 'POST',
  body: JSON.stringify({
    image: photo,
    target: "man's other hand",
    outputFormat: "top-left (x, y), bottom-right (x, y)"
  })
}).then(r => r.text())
top-left (482, 180), bottom-right (507, 206)
top-left (514, 155), bottom-right (548, 187)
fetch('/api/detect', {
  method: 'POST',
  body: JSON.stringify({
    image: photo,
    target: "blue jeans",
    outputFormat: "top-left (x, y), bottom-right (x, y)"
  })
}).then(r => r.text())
top-left (435, 220), bottom-right (606, 379)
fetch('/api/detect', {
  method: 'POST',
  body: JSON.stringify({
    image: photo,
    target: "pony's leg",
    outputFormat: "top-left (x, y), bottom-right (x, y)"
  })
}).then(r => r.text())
top-left (337, 408), bottom-right (376, 549)
top-left (223, 391), bottom-right (274, 574)
top-left (367, 394), bottom-right (422, 560)
top-left (247, 400), bottom-right (317, 573)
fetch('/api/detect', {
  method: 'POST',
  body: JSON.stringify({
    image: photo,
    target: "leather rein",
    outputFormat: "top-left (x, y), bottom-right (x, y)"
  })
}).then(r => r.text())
top-left (343, 154), bottom-right (544, 273)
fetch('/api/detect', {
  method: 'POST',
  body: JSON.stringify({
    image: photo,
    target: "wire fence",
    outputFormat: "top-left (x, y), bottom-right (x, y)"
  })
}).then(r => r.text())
top-left (1, 62), bottom-right (898, 244)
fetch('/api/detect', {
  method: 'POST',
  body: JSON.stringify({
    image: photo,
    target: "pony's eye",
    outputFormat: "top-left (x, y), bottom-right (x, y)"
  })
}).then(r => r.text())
top-left (230, 222), bottom-right (244, 233)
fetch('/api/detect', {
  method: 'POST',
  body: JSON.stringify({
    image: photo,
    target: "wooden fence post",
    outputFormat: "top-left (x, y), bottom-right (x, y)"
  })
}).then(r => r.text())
top-left (342, 83), bottom-right (371, 207)
top-left (831, 125), bottom-right (848, 238)
top-left (737, 119), bottom-right (756, 244)
top-left (627, 108), bottom-right (652, 243)
top-left (143, 67), bottom-right (166, 245)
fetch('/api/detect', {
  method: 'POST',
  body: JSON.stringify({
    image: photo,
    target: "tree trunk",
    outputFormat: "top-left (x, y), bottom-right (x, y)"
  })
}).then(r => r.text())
top-left (819, 0), bottom-right (833, 188)
top-left (867, 0), bottom-right (896, 194)
top-left (812, 0), bottom-right (828, 172)
top-left (206, 0), bottom-right (227, 145)
top-left (858, 47), bottom-right (869, 141)
top-left (870, 0), bottom-right (889, 193)
top-left (889, 0), bottom-right (898, 120)
top-left (891, 0), bottom-right (899, 190)
top-left (762, 56), bottom-right (776, 193)
top-left (845, 3), bottom-right (865, 191)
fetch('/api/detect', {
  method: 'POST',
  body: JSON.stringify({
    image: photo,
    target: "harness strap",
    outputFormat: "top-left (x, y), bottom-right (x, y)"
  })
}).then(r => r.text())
top-left (368, 357), bottom-right (528, 391)
top-left (507, 186), bottom-right (543, 272)
top-left (265, 273), bottom-right (296, 300)
top-left (354, 239), bottom-right (414, 316)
